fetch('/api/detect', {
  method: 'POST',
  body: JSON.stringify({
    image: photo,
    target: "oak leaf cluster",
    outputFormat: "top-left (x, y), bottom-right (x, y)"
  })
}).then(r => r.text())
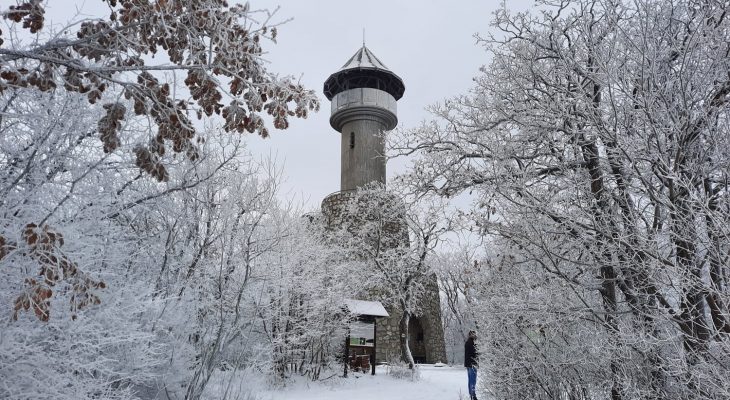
top-left (2, 224), bottom-right (105, 322)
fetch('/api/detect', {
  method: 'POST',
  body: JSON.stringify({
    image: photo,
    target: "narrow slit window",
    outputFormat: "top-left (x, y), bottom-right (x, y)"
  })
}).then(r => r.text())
top-left (350, 132), bottom-right (355, 149)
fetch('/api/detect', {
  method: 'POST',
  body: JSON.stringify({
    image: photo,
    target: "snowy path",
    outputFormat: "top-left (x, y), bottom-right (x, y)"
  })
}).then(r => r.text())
top-left (257, 365), bottom-right (471, 400)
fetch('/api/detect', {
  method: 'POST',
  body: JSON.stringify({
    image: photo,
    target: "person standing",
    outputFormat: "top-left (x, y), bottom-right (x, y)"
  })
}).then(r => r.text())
top-left (464, 330), bottom-right (479, 400)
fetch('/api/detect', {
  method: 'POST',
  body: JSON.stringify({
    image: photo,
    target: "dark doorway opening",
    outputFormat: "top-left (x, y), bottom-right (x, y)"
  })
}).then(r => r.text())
top-left (408, 317), bottom-right (426, 363)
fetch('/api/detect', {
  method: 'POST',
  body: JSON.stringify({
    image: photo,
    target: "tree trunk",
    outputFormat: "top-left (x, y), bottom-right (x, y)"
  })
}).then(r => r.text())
top-left (703, 178), bottom-right (730, 334)
top-left (579, 130), bottom-right (624, 400)
top-left (670, 176), bottom-right (710, 355)
top-left (399, 309), bottom-right (415, 369)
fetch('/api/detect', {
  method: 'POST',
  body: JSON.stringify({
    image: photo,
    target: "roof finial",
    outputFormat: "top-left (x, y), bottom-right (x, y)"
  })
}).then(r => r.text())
top-left (362, 28), bottom-right (366, 47)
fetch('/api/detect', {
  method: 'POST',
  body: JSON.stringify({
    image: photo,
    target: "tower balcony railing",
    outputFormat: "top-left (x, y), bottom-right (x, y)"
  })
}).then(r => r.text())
top-left (331, 87), bottom-right (397, 115)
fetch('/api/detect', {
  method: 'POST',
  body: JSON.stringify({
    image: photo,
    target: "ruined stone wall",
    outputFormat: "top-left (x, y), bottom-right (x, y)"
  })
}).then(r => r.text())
top-left (420, 274), bottom-right (447, 364)
top-left (322, 190), bottom-right (446, 365)
top-left (373, 276), bottom-right (446, 365)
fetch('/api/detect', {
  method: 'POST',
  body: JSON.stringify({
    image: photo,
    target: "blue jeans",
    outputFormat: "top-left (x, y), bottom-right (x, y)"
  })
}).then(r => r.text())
top-left (467, 367), bottom-right (477, 398)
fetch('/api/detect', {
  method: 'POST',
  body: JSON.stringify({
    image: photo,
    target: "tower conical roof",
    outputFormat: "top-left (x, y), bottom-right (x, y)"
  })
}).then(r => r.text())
top-left (323, 45), bottom-right (405, 101)
top-left (338, 45), bottom-right (391, 71)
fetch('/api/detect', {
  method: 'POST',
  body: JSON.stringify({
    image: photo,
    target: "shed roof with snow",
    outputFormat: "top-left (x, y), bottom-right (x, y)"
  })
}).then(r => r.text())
top-left (344, 299), bottom-right (389, 318)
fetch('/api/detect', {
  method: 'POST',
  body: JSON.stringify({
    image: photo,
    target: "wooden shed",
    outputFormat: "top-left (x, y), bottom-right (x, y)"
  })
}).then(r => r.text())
top-left (343, 299), bottom-right (389, 376)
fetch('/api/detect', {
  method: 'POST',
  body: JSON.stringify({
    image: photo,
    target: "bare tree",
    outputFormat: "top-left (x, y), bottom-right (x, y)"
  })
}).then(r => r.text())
top-left (394, 1), bottom-right (730, 398)
top-left (0, 2), bottom-right (324, 398)
top-left (1, 0), bottom-right (319, 181)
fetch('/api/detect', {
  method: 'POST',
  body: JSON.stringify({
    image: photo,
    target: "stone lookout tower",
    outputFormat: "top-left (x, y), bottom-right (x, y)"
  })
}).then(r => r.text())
top-left (321, 45), bottom-right (446, 364)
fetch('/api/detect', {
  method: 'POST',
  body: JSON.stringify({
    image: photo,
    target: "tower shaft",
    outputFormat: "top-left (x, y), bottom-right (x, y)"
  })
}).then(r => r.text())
top-left (340, 118), bottom-right (385, 190)
top-left (330, 87), bottom-right (397, 191)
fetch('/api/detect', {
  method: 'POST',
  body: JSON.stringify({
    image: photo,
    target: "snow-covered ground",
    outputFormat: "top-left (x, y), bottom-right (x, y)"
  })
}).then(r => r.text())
top-left (257, 364), bottom-right (471, 400)
top-left (204, 364), bottom-right (474, 400)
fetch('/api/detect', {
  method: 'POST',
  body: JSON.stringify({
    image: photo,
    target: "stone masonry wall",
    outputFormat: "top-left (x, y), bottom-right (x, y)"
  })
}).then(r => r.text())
top-left (322, 190), bottom-right (447, 365)
top-left (373, 274), bottom-right (446, 364)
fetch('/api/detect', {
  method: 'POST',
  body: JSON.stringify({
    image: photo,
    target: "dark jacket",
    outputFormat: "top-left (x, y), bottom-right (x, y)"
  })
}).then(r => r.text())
top-left (464, 337), bottom-right (478, 368)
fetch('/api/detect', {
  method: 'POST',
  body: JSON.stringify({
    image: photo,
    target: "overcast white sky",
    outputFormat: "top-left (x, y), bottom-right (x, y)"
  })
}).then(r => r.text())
top-left (44, 0), bottom-right (531, 209)
top-left (246, 0), bottom-right (531, 209)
